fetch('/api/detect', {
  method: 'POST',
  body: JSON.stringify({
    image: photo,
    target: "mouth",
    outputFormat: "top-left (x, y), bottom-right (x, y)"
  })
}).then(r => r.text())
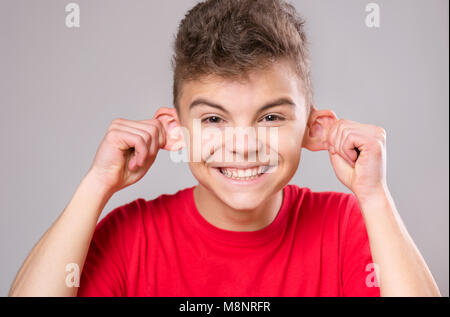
top-left (218, 165), bottom-right (270, 179)
top-left (212, 165), bottom-right (275, 185)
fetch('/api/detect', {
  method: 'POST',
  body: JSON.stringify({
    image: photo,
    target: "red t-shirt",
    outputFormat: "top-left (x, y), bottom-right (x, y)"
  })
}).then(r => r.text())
top-left (77, 184), bottom-right (380, 297)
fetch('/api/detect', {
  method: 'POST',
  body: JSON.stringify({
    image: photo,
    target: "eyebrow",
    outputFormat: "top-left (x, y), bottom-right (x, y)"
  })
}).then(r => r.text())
top-left (189, 97), bottom-right (296, 114)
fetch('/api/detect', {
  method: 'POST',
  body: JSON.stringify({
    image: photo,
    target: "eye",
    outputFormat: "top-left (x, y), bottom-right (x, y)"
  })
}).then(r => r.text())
top-left (261, 114), bottom-right (284, 122)
top-left (202, 116), bottom-right (224, 124)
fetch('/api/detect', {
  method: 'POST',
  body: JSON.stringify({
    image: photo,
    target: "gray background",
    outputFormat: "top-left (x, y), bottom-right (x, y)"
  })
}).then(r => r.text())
top-left (0, 0), bottom-right (448, 296)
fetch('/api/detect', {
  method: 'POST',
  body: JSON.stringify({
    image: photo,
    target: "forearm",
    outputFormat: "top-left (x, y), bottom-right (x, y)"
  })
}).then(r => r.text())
top-left (357, 187), bottom-right (441, 297)
top-left (9, 172), bottom-right (113, 297)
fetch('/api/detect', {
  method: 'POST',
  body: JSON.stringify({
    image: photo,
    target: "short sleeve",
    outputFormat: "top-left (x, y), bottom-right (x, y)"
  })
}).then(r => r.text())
top-left (341, 194), bottom-right (380, 297)
top-left (77, 201), bottom-right (141, 297)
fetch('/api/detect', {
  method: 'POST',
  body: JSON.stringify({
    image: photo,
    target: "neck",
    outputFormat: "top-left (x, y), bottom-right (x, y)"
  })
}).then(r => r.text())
top-left (193, 185), bottom-right (283, 232)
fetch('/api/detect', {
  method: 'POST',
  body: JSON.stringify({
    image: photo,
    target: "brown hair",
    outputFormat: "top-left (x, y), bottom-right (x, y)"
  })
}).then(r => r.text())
top-left (172, 0), bottom-right (313, 113)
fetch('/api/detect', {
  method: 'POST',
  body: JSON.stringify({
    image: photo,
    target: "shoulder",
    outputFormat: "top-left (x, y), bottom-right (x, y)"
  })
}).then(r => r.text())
top-left (287, 183), bottom-right (357, 208)
top-left (285, 183), bottom-right (359, 224)
top-left (286, 184), bottom-right (367, 252)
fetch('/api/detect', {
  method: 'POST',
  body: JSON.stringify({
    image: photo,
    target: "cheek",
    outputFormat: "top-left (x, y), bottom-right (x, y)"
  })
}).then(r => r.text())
top-left (184, 124), bottom-right (224, 162)
top-left (201, 128), bottom-right (224, 158)
top-left (277, 126), bottom-right (304, 161)
top-left (188, 162), bottom-right (209, 183)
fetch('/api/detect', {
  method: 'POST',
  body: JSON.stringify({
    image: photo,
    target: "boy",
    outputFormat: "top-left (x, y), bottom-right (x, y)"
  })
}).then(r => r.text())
top-left (9, 0), bottom-right (440, 297)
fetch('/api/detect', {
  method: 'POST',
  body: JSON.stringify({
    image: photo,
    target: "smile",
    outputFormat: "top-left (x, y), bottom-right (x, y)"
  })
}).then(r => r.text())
top-left (217, 166), bottom-right (272, 181)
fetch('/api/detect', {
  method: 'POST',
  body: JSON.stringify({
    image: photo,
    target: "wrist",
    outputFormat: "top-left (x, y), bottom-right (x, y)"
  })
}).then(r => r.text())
top-left (82, 170), bottom-right (116, 200)
top-left (355, 183), bottom-right (391, 208)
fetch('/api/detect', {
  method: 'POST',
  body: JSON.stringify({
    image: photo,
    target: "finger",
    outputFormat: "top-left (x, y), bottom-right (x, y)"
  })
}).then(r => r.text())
top-left (114, 121), bottom-right (164, 157)
top-left (331, 124), bottom-right (354, 168)
top-left (137, 122), bottom-right (161, 155)
top-left (141, 118), bottom-right (166, 149)
top-left (341, 132), bottom-right (366, 167)
top-left (111, 118), bottom-right (164, 149)
top-left (329, 119), bottom-right (361, 154)
top-left (108, 129), bottom-right (149, 170)
top-left (338, 128), bottom-right (357, 165)
top-left (109, 123), bottom-right (152, 148)
top-left (334, 123), bottom-right (347, 156)
top-left (327, 120), bottom-right (342, 153)
top-left (327, 121), bottom-right (339, 154)
top-left (111, 122), bottom-right (160, 157)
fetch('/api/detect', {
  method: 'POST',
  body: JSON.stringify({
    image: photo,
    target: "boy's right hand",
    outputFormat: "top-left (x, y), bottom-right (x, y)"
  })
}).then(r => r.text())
top-left (87, 118), bottom-right (167, 194)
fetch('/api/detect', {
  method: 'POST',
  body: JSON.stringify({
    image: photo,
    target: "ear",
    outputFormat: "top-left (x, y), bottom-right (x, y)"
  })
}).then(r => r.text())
top-left (302, 105), bottom-right (338, 151)
top-left (154, 107), bottom-right (184, 151)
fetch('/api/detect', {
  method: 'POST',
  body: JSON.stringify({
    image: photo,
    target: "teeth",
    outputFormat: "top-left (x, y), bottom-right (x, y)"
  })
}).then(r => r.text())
top-left (258, 166), bottom-right (270, 174)
top-left (219, 166), bottom-right (270, 180)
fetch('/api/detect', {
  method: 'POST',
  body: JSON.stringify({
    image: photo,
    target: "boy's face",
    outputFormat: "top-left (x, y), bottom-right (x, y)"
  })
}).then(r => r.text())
top-left (177, 59), bottom-right (309, 210)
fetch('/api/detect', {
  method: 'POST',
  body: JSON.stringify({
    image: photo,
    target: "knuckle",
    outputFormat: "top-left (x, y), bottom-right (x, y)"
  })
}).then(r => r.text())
top-left (373, 139), bottom-right (384, 152)
top-left (107, 123), bottom-right (118, 132)
top-left (107, 128), bottom-right (118, 135)
top-left (147, 124), bottom-right (158, 134)
top-left (142, 131), bottom-right (151, 143)
top-left (133, 135), bottom-right (147, 153)
top-left (112, 118), bottom-right (124, 125)
top-left (376, 127), bottom-right (387, 143)
top-left (134, 133), bottom-right (144, 143)
top-left (139, 135), bottom-right (148, 148)
top-left (336, 121), bottom-right (345, 132)
top-left (105, 129), bottom-right (118, 139)
top-left (139, 138), bottom-right (149, 154)
top-left (148, 126), bottom-right (161, 140)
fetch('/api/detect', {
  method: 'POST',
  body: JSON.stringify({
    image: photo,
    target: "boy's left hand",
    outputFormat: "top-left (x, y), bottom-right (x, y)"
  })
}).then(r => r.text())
top-left (327, 119), bottom-right (388, 202)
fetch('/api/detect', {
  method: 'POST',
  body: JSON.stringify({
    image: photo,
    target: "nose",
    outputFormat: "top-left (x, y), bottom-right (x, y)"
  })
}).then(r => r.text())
top-left (224, 126), bottom-right (264, 162)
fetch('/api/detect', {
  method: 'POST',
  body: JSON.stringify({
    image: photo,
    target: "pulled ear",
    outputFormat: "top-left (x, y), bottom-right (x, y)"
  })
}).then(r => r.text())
top-left (154, 107), bottom-right (184, 151)
top-left (302, 106), bottom-right (338, 151)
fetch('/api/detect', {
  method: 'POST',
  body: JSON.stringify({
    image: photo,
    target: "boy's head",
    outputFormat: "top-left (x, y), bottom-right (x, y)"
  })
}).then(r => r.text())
top-left (157, 0), bottom-right (337, 210)
top-left (172, 0), bottom-right (313, 114)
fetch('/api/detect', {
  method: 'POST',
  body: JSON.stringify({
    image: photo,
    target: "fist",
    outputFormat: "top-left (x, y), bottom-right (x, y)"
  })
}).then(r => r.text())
top-left (88, 117), bottom-right (167, 193)
top-left (327, 119), bottom-right (388, 201)
top-left (303, 107), bottom-right (389, 202)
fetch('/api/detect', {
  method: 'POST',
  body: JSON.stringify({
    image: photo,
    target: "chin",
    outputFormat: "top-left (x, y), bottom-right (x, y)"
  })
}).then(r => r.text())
top-left (216, 190), bottom-right (268, 211)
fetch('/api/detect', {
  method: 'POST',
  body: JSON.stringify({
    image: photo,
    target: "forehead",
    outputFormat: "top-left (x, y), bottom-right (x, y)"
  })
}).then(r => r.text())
top-left (178, 59), bottom-right (305, 111)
